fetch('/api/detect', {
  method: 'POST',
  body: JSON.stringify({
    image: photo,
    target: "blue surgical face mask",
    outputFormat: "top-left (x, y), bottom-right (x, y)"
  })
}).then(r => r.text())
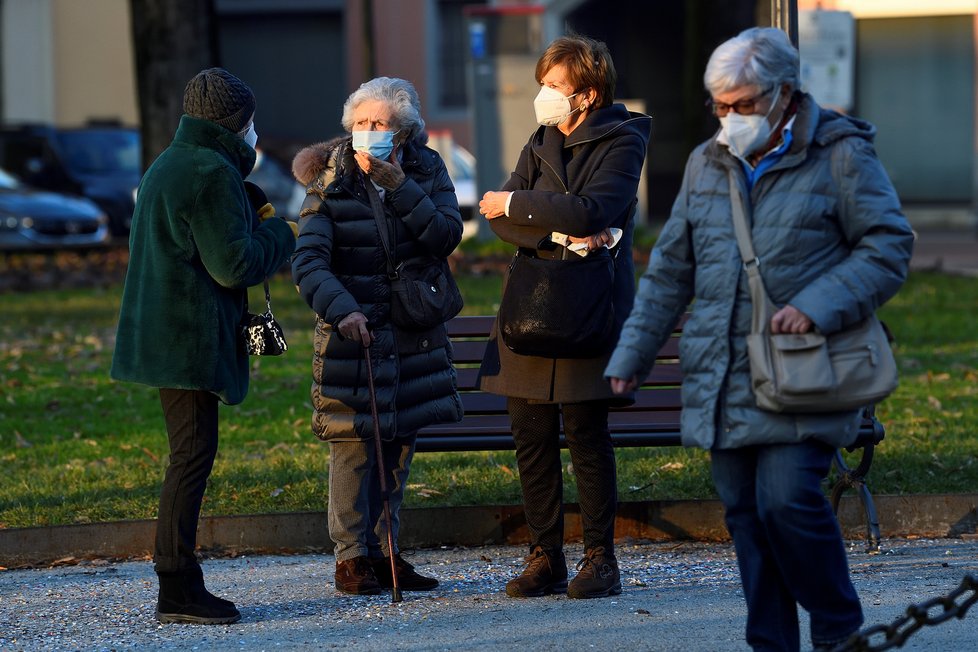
top-left (352, 130), bottom-right (399, 160)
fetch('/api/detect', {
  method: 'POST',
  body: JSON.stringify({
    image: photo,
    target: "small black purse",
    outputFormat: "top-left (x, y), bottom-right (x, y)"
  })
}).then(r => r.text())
top-left (365, 180), bottom-right (463, 331)
top-left (242, 279), bottom-right (288, 356)
top-left (389, 256), bottom-right (464, 331)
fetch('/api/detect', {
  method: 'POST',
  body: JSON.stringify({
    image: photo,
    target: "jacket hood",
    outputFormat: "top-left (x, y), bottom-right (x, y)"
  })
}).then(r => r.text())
top-left (808, 99), bottom-right (876, 148)
top-left (292, 136), bottom-right (349, 186)
top-left (554, 103), bottom-right (652, 149)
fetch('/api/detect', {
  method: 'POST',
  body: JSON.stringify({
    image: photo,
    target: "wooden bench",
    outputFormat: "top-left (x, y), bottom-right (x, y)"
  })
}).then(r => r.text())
top-left (416, 315), bottom-right (887, 551)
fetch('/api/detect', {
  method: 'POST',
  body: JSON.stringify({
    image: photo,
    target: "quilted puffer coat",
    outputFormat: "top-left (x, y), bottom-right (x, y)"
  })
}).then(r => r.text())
top-left (291, 137), bottom-right (463, 441)
top-left (605, 93), bottom-right (914, 450)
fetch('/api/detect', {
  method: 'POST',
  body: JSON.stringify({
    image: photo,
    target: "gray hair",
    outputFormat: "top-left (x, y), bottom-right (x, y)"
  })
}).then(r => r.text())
top-left (340, 76), bottom-right (427, 143)
top-left (704, 27), bottom-right (800, 96)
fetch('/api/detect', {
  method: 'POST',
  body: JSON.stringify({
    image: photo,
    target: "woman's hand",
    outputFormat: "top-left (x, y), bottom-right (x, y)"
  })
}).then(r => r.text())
top-left (336, 311), bottom-right (372, 347)
top-left (568, 228), bottom-right (614, 251)
top-left (770, 305), bottom-right (813, 334)
top-left (610, 376), bottom-right (639, 394)
top-left (354, 149), bottom-right (405, 191)
top-left (479, 191), bottom-right (511, 219)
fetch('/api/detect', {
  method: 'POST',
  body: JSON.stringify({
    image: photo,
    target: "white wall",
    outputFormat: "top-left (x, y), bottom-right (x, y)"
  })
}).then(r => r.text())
top-left (2, 0), bottom-right (56, 124)
top-left (1, 0), bottom-right (137, 127)
top-left (52, 0), bottom-right (137, 125)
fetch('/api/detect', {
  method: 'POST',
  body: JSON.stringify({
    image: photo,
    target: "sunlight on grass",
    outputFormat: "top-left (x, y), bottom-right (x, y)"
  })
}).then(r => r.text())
top-left (1, 270), bottom-right (976, 528)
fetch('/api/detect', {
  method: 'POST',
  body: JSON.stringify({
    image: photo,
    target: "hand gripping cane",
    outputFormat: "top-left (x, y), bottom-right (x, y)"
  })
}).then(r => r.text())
top-left (363, 342), bottom-right (403, 603)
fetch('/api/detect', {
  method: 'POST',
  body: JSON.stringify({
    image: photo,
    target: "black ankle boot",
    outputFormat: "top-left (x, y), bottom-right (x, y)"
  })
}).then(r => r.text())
top-left (156, 568), bottom-right (241, 625)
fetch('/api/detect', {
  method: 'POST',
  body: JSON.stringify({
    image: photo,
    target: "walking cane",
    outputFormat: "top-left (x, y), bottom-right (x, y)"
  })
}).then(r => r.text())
top-left (363, 342), bottom-right (403, 603)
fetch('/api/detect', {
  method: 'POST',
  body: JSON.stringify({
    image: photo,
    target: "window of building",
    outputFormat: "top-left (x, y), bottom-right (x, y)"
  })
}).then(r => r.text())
top-left (437, 0), bottom-right (487, 109)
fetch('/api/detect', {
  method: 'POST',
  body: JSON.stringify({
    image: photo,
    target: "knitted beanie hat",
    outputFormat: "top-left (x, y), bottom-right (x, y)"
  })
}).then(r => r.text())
top-left (183, 67), bottom-right (256, 133)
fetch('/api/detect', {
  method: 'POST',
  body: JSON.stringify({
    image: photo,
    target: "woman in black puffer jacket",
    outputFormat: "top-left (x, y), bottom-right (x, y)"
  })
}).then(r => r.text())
top-left (291, 77), bottom-right (463, 596)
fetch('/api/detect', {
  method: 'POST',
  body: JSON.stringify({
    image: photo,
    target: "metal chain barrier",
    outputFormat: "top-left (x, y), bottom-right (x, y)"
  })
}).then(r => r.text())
top-left (831, 574), bottom-right (978, 651)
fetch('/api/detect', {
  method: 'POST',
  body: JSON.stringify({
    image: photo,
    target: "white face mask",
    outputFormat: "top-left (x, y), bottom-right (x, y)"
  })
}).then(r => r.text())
top-left (718, 89), bottom-right (780, 158)
top-left (352, 129), bottom-right (399, 160)
top-left (533, 85), bottom-right (583, 127)
top-left (242, 123), bottom-right (258, 150)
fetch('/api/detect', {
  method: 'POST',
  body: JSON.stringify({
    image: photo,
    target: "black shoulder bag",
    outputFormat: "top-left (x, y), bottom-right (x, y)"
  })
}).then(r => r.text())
top-left (497, 244), bottom-right (617, 359)
top-left (365, 180), bottom-right (463, 331)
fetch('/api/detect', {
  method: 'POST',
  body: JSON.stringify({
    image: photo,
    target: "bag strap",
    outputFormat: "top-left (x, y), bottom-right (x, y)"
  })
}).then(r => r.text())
top-left (728, 169), bottom-right (776, 333)
top-left (262, 278), bottom-right (273, 313)
top-left (364, 179), bottom-right (399, 279)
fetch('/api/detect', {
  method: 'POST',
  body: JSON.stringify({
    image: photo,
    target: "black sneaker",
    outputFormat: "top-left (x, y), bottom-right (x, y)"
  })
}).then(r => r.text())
top-left (505, 546), bottom-right (568, 598)
top-left (567, 547), bottom-right (621, 599)
top-left (371, 554), bottom-right (439, 591)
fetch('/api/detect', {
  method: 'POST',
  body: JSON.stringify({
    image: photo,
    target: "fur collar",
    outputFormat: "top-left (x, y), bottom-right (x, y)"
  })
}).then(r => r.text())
top-left (291, 136), bottom-right (351, 187)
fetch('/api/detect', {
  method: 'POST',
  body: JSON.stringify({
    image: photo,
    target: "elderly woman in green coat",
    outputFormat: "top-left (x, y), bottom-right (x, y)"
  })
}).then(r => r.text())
top-left (112, 68), bottom-right (295, 625)
top-left (606, 29), bottom-right (913, 651)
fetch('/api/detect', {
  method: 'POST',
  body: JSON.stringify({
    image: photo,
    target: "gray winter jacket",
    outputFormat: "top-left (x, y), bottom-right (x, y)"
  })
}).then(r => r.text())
top-left (604, 93), bottom-right (914, 450)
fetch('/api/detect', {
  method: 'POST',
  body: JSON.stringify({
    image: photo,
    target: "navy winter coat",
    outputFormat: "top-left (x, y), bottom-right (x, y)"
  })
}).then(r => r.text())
top-left (291, 138), bottom-right (463, 441)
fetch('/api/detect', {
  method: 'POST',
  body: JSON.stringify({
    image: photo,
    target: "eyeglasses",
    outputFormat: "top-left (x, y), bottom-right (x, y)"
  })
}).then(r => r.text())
top-left (707, 86), bottom-right (775, 117)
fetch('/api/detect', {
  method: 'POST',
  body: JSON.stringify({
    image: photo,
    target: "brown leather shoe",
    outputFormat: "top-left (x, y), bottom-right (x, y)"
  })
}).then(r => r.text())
top-left (567, 546), bottom-right (622, 599)
top-left (370, 554), bottom-right (439, 591)
top-left (505, 546), bottom-right (567, 598)
top-left (334, 556), bottom-right (383, 595)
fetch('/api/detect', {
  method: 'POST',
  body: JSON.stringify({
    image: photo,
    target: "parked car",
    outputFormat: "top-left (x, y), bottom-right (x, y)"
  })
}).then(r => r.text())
top-left (0, 122), bottom-right (140, 237)
top-left (0, 166), bottom-right (110, 251)
top-left (245, 148), bottom-right (305, 220)
top-left (428, 137), bottom-right (478, 239)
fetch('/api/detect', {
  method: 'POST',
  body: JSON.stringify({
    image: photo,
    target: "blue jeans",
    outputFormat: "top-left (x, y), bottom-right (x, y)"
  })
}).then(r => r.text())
top-left (711, 440), bottom-right (863, 651)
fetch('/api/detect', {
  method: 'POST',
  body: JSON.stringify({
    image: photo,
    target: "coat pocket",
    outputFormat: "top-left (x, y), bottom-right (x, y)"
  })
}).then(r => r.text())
top-left (769, 332), bottom-right (834, 394)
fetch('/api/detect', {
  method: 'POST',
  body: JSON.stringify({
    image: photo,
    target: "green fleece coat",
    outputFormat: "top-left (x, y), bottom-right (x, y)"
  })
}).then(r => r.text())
top-left (111, 115), bottom-right (296, 405)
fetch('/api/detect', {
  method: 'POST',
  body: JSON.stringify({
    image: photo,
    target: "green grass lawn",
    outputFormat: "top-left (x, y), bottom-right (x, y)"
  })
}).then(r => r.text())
top-left (1, 260), bottom-right (976, 529)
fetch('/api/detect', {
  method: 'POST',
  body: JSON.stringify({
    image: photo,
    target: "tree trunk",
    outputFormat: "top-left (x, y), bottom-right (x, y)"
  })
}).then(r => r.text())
top-left (129, 0), bottom-right (219, 169)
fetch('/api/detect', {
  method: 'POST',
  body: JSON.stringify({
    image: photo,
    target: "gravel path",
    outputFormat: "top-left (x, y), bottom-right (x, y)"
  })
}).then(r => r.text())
top-left (2, 538), bottom-right (977, 651)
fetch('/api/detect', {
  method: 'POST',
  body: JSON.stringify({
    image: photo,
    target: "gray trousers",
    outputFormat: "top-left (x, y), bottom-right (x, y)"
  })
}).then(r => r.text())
top-left (327, 433), bottom-right (417, 563)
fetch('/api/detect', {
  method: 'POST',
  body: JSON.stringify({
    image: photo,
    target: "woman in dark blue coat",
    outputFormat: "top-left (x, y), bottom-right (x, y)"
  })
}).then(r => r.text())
top-left (291, 77), bottom-right (463, 596)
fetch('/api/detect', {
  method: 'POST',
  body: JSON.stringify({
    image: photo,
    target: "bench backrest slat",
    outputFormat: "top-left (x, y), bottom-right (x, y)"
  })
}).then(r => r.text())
top-left (415, 315), bottom-right (877, 452)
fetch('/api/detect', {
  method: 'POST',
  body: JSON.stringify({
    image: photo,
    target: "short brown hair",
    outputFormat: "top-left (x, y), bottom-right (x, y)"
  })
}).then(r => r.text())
top-left (535, 35), bottom-right (617, 108)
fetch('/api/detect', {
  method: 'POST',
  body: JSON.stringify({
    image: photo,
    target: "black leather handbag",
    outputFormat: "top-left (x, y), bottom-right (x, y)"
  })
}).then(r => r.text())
top-left (365, 181), bottom-right (463, 331)
top-left (498, 247), bottom-right (616, 359)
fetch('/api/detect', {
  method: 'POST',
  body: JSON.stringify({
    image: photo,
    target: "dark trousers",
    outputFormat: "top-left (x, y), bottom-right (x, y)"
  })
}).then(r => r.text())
top-left (711, 440), bottom-right (863, 651)
top-left (155, 388), bottom-right (220, 574)
top-left (507, 397), bottom-right (617, 554)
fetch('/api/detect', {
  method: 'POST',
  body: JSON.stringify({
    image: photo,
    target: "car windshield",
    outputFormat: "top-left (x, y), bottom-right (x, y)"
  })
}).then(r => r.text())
top-left (0, 167), bottom-right (21, 189)
top-left (452, 146), bottom-right (475, 181)
top-left (54, 129), bottom-right (141, 175)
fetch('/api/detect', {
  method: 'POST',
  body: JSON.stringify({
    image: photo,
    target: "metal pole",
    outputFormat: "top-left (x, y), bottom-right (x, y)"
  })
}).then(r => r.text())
top-left (771, 0), bottom-right (799, 48)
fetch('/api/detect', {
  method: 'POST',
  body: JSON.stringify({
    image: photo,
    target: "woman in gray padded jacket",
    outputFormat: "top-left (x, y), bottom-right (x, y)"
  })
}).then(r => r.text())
top-left (606, 28), bottom-right (913, 652)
